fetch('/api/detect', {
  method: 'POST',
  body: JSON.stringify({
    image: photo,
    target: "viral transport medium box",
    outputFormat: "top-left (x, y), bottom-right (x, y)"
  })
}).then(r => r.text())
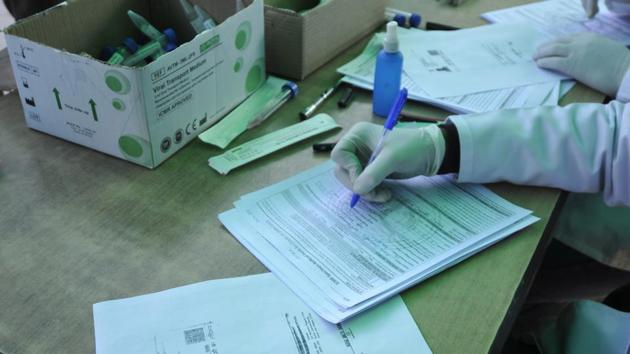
top-left (264, 0), bottom-right (387, 80)
top-left (4, 0), bottom-right (266, 168)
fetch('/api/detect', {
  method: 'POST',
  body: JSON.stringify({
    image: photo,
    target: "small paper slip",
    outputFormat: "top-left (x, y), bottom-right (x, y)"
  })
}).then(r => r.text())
top-left (93, 273), bottom-right (432, 354)
top-left (199, 76), bottom-right (293, 149)
top-left (208, 114), bottom-right (339, 174)
top-left (219, 161), bottom-right (539, 323)
top-left (481, 0), bottom-right (630, 44)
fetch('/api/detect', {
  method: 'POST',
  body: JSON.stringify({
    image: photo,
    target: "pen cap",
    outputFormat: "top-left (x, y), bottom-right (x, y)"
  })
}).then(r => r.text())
top-left (383, 21), bottom-right (399, 53)
top-left (384, 88), bottom-right (407, 130)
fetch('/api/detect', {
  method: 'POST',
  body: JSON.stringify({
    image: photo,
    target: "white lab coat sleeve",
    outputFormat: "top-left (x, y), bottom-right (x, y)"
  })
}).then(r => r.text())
top-left (616, 69), bottom-right (630, 103)
top-left (605, 0), bottom-right (630, 15)
top-left (447, 101), bottom-right (630, 206)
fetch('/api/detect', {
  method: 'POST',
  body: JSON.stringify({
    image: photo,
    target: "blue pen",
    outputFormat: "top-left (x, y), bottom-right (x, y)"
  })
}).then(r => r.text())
top-left (350, 88), bottom-right (408, 208)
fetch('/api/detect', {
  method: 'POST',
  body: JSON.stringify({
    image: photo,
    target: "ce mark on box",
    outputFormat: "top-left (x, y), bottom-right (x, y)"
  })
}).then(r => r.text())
top-left (160, 113), bottom-right (209, 153)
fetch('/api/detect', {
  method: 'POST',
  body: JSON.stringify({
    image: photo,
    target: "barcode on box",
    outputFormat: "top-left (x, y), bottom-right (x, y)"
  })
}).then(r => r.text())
top-left (184, 328), bottom-right (206, 345)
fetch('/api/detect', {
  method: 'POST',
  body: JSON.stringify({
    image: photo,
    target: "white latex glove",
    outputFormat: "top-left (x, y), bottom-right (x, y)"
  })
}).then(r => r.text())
top-left (533, 33), bottom-right (630, 97)
top-left (331, 122), bottom-right (446, 203)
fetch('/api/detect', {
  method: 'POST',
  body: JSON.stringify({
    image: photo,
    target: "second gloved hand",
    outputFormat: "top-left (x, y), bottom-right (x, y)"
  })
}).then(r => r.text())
top-left (581, 0), bottom-right (630, 17)
top-left (331, 122), bottom-right (445, 203)
top-left (533, 33), bottom-right (630, 97)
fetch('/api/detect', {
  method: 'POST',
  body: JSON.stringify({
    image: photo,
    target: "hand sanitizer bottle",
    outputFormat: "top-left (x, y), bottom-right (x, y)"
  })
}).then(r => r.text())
top-left (373, 21), bottom-right (403, 117)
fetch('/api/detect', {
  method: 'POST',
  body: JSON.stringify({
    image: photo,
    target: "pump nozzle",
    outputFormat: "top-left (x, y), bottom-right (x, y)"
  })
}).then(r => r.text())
top-left (383, 21), bottom-right (399, 53)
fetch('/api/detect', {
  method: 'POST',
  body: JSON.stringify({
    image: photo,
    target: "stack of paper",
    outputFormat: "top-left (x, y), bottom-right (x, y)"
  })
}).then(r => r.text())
top-left (481, 0), bottom-right (630, 44)
top-left (480, 0), bottom-right (630, 109)
top-left (338, 24), bottom-right (573, 114)
top-left (219, 162), bottom-right (539, 323)
top-left (94, 273), bottom-right (433, 354)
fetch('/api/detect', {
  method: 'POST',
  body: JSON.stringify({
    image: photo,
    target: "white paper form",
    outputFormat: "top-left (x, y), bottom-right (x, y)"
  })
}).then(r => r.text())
top-left (338, 31), bottom-right (559, 114)
top-left (93, 273), bottom-right (433, 354)
top-left (401, 24), bottom-right (566, 97)
top-left (219, 162), bottom-right (539, 322)
top-left (482, 0), bottom-right (630, 44)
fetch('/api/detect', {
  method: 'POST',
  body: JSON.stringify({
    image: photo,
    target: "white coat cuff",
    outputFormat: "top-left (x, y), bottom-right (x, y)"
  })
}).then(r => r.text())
top-left (445, 115), bottom-right (475, 182)
top-left (616, 69), bottom-right (630, 103)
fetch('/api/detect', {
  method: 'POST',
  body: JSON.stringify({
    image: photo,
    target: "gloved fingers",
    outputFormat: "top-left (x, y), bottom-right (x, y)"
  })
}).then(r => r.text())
top-left (335, 166), bottom-right (391, 203)
top-left (358, 186), bottom-right (392, 203)
top-left (533, 42), bottom-right (571, 60)
top-left (534, 56), bottom-right (569, 73)
top-left (581, 0), bottom-right (599, 18)
top-left (353, 152), bottom-right (395, 196)
top-left (334, 165), bottom-right (355, 191)
top-left (331, 138), bottom-right (364, 183)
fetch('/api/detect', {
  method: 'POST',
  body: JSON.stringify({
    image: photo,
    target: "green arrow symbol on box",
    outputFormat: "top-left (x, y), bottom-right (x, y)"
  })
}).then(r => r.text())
top-left (53, 88), bottom-right (62, 110)
top-left (89, 99), bottom-right (98, 122)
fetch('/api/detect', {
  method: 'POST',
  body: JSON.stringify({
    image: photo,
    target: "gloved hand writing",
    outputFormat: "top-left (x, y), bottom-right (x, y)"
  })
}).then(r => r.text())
top-left (534, 33), bottom-right (630, 97)
top-left (331, 122), bottom-right (445, 203)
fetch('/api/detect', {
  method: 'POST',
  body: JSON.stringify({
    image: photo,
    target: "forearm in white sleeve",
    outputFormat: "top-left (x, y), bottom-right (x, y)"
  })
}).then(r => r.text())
top-left (605, 0), bottom-right (630, 15)
top-left (448, 102), bottom-right (630, 206)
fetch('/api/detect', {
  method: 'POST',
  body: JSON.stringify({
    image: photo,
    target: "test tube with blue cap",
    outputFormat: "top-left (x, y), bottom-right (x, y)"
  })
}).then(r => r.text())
top-left (103, 37), bottom-right (139, 65)
top-left (385, 7), bottom-right (421, 28)
top-left (247, 82), bottom-right (299, 129)
top-left (123, 10), bottom-right (178, 66)
top-left (103, 46), bottom-right (127, 65)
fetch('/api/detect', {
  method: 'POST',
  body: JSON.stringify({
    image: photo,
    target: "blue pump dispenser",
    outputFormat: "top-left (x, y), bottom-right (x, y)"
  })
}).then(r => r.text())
top-left (373, 22), bottom-right (403, 117)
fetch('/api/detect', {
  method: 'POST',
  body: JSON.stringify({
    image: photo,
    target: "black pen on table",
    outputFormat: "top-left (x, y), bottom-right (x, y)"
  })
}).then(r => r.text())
top-left (399, 111), bottom-right (441, 123)
top-left (425, 21), bottom-right (460, 31)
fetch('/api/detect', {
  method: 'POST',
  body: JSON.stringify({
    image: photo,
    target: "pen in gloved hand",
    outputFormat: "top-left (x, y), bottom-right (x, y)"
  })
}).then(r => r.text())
top-left (350, 88), bottom-right (408, 208)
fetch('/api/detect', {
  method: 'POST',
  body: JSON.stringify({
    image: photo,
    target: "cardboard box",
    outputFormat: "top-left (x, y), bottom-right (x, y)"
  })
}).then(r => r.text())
top-left (5, 0), bottom-right (266, 168)
top-left (264, 0), bottom-right (387, 80)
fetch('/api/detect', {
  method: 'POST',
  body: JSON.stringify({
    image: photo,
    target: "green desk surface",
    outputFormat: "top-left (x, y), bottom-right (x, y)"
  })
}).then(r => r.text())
top-left (0, 1), bottom-right (605, 353)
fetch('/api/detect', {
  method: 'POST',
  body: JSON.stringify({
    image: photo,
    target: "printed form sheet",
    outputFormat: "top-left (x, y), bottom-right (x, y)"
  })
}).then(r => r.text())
top-left (220, 162), bottom-right (538, 323)
top-left (338, 29), bottom-right (562, 114)
top-left (93, 273), bottom-right (432, 354)
top-left (482, 0), bottom-right (630, 44)
top-left (400, 24), bottom-right (565, 97)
